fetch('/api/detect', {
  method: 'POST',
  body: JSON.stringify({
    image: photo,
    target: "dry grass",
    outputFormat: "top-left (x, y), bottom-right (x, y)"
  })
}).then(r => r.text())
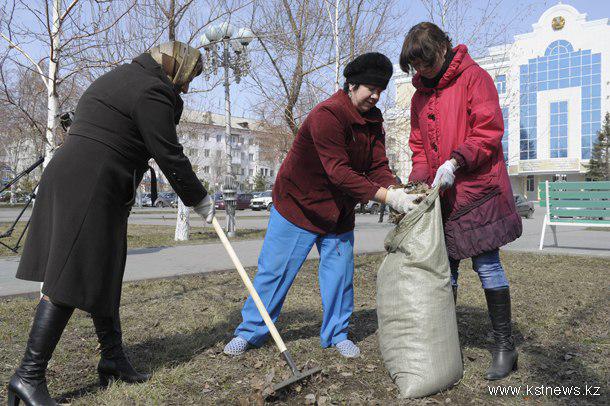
top-left (0, 223), bottom-right (266, 257)
top-left (0, 251), bottom-right (608, 405)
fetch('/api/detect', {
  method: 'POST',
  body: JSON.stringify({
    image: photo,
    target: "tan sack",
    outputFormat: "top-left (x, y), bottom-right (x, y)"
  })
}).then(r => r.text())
top-left (377, 186), bottom-right (463, 398)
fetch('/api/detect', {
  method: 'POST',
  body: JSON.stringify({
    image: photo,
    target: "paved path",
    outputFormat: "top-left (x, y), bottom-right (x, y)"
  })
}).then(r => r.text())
top-left (0, 215), bottom-right (394, 297)
top-left (1, 208), bottom-right (608, 297)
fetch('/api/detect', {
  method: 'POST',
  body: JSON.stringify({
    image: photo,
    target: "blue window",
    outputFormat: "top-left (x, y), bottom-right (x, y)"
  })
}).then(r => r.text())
top-left (592, 98), bottom-right (601, 110)
top-left (519, 44), bottom-right (601, 160)
top-left (550, 101), bottom-right (568, 158)
top-left (545, 40), bottom-right (574, 56)
top-left (592, 74), bottom-right (601, 84)
top-left (495, 75), bottom-right (506, 94)
top-left (592, 86), bottom-right (600, 97)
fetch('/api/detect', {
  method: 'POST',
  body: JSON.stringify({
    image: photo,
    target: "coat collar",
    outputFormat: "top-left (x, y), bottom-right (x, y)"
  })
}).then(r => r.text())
top-left (332, 90), bottom-right (384, 125)
top-left (133, 53), bottom-right (183, 123)
top-left (133, 53), bottom-right (178, 91)
top-left (412, 44), bottom-right (475, 91)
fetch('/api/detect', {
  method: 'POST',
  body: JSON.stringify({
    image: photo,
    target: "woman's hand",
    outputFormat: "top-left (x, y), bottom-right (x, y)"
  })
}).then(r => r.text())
top-left (432, 159), bottom-right (458, 190)
top-left (384, 188), bottom-right (424, 214)
top-left (193, 194), bottom-right (215, 223)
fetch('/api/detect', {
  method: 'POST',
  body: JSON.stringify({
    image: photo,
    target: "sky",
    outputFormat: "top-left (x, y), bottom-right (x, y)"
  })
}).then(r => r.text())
top-left (198, 0), bottom-right (610, 119)
top-left (2, 0), bottom-right (609, 120)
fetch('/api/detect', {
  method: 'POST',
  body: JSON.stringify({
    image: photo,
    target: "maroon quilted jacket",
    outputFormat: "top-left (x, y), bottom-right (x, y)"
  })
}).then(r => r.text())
top-left (408, 45), bottom-right (522, 259)
top-left (273, 90), bottom-right (396, 234)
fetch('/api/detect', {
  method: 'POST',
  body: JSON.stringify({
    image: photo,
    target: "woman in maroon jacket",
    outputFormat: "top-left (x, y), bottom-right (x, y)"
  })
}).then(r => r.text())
top-left (400, 23), bottom-right (522, 380)
top-left (224, 53), bottom-right (420, 358)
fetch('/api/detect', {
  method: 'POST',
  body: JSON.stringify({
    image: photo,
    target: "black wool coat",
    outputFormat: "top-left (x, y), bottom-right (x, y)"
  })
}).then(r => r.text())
top-left (16, 53), bottom-right (207, 316)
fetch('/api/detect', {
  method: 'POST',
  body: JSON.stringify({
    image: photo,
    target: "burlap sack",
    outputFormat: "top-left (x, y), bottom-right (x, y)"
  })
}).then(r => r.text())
top-left (377, 186), bottom-right (463, 398)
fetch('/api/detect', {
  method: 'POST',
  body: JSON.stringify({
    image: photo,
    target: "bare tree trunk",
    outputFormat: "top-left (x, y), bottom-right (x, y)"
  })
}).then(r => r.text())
top-left (333, 0), bottom-right (339, 90)
top-left (325, 0), bottom-right (340, 91)
top-left (44, 0), bottom-right (61, 168)
top-left (174, 198), bottom-right (190, 240)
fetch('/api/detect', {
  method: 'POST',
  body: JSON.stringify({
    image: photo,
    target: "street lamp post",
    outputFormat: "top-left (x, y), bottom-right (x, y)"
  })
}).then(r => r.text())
top-left (200, 23), bottom-right (254, 237)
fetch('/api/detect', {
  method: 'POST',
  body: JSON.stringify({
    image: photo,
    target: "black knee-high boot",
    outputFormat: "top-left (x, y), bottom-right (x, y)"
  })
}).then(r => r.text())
top-left (7, 298), bottom-right (74, 406)
top-left (484, 288), bottom-right (518, 380)
top-left (91, 311), bottom-right (150, 387)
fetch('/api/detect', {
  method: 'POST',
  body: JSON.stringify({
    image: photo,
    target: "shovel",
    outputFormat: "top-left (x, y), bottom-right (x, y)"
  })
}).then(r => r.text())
top-left (211, 217), bottom-right (322, 393)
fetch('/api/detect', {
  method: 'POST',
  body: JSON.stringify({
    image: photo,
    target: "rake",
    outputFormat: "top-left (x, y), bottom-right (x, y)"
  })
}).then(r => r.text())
top-left (211, 217), bottom-right (322, 393)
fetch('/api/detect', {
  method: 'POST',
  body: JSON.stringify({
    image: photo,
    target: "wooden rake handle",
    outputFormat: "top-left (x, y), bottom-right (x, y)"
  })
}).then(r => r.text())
top-left (211, 217), bottom-right (288, 353)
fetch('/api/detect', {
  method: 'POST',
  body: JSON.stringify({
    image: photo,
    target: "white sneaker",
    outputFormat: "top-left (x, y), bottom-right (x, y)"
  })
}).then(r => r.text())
top-left (335, 339), bottom-right (360, 358)
top-left (223, 336), bottom-right (249, 356)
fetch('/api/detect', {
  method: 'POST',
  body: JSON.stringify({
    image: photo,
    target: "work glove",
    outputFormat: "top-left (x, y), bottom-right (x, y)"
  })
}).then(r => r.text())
top-left (432, 160), bottom-right (457, 190)
top-left (193, 194), bottom-right (215, 223)
top-left (385, 188), bottom-right (424, 214)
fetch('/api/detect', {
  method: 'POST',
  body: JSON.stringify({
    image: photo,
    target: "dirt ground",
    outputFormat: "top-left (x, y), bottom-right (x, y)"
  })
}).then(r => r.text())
top-left (0, 251), bottom-right (608, 405)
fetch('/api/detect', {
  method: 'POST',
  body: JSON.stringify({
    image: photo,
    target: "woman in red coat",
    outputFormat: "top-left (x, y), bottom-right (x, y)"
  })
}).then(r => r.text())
top-left (400, 23), bottom-right (522, 380)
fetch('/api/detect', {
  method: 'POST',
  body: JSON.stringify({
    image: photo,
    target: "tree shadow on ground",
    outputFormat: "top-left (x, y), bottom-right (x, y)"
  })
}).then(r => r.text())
top-left (56, 307), bottom-right (246, 403)
top-left (514, 300), bottom-right (608, 405)
top-left (457, 301), bottom-right (608, 405)
top-left (455, 305), bottom-right (525, 350)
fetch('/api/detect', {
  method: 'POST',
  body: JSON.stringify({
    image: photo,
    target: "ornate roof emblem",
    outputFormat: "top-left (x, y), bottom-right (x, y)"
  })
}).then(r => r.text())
top-left (552, 16), bottom-right (565, 30)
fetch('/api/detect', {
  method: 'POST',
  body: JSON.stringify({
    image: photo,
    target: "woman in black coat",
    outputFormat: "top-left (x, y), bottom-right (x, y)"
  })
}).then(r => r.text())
top-left (7, 41), bottom-right (215, 406)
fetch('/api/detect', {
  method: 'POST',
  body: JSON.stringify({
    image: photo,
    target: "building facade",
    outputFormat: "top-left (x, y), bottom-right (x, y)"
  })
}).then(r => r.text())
top-left (146, 110), bottom-right (280, 195)
top-left (391, 4), bottom-right (609, 200)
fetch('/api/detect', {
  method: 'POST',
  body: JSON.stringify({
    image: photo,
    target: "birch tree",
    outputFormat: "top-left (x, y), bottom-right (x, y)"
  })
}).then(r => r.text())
top-left (0, 0), bottom-right (138, 168)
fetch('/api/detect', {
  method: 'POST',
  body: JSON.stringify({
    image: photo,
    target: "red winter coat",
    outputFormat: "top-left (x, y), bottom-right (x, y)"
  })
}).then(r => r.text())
top-left (273, 90), bottom-right (396, 235)
top-left (408, 45), bottom-right (522, 260)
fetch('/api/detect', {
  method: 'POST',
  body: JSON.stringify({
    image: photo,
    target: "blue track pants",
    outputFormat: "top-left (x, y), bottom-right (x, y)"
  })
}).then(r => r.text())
top-left (234, 207), bottom-right (355, 348)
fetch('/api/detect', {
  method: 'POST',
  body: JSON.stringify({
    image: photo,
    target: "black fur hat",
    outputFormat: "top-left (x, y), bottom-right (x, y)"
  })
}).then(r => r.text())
top-left (343, 52), bottom-right (393, 89)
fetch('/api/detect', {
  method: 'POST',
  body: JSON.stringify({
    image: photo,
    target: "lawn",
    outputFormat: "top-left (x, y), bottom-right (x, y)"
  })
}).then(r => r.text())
top-left (0, 222), bottom-right (266, 257)
top-left (0, 251), bottom-right (608, 405)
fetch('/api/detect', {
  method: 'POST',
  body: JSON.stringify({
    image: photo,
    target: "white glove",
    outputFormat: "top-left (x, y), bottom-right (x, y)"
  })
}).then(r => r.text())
top-left (432, 160), bottom-right (457, 190)
top-left (385, 189), bottom-right (424, 214)
top-left (193, 194), bottom-right (215, 223)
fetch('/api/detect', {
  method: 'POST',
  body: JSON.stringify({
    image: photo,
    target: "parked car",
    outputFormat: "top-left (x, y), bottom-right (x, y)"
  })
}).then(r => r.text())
top-left (154, 192), bottom-right (177, 207)
top-left (250, 190), bottom-right (273, 211)
top-left (215, 193), bottom-right (253, 210)
top-left (514, 194), bottom-right (535, 219)
top-left (0, 190), bottom-right (29, 203)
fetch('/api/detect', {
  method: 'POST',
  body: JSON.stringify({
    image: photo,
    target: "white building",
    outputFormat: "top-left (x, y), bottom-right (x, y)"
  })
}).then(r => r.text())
top-left (147, 110), bottom-right (280, 194)
top-left (391, 4), bottom-right (610, 200)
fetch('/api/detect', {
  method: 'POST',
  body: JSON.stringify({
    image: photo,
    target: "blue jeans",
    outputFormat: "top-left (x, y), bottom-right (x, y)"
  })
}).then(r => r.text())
top-left (234, 207), bottom-right (355, 348)
top-left (449, 249), bottom-right (509, 290)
